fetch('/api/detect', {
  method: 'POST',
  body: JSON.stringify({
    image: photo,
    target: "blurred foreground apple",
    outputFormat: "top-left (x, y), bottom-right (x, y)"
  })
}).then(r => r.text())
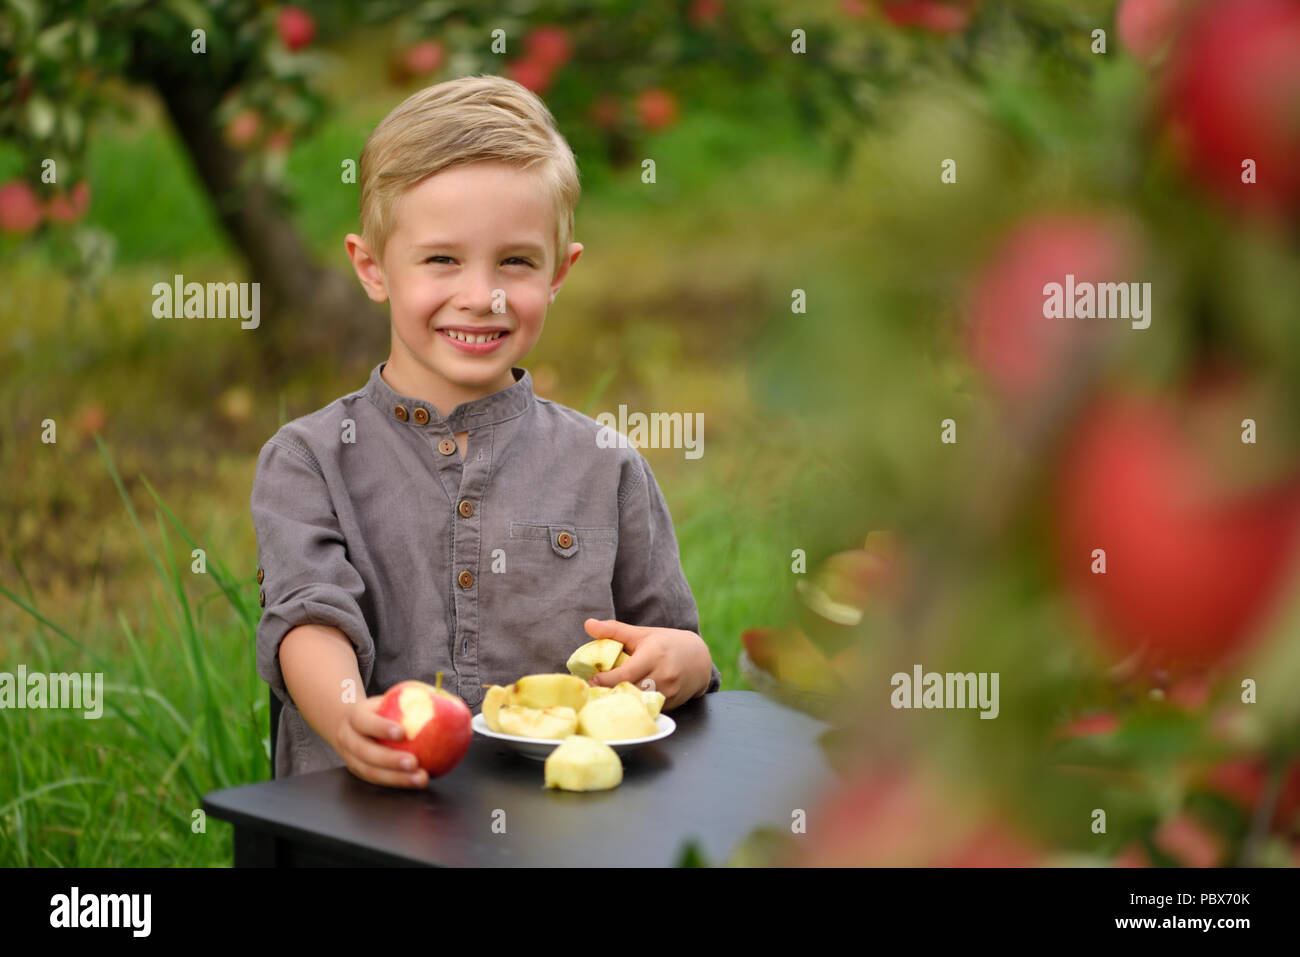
top-left (376, 675), bottom-right (472, 777)
top-left (1200, 758), bottom-right (1300, 831)
top-left (1162, 0), bottom-right (1300, 215)
top-left (791, 765), bottom-right (1041, 866)
top-left (1054, 388), bottom-right (1300, 670)
top-left (879, 0), bottom-right (978, 33)
top-left (966, 215), bottom-right (1141, 403)
top-left (1117, 0), bottom-right (1187, 62)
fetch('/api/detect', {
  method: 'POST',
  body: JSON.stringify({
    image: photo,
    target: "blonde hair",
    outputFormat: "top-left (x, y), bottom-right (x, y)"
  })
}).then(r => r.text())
top-left (358, 73), bottom-right (581, 276)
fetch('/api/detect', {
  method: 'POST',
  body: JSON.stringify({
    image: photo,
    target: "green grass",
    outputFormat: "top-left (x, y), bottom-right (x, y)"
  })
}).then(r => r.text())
top-left (0, 436), bottom-right (264, 866)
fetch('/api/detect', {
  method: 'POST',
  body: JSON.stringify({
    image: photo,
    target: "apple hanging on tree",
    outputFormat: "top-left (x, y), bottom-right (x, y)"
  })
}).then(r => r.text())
top-left (376, 674), bottom-right (472, 777)
top-left (276, 6), bottom-right (316, 52)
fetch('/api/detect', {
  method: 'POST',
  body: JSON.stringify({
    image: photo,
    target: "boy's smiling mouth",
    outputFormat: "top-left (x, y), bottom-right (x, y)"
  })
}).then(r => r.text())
top-left (438, 327), bottom-right (508, 342)
top-left (436, 326), bottom-right (511, 353)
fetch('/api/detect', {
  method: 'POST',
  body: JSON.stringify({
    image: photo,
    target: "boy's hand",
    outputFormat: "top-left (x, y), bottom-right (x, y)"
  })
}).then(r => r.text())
top-left (333, 695), bottom-right (429, 789)
top-left (583, 618), bottom-right (713, 711)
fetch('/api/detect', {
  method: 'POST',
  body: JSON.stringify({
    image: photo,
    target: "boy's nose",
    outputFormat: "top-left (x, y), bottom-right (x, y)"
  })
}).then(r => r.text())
top-left (453, 269), bottom-right (501, 311)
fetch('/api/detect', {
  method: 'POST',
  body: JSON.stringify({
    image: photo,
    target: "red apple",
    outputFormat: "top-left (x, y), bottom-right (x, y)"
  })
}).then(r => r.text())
top-left (277, 6), bottom-right (316, 52)
top-left (637, 87), bottom-right (681, 130)
top-left (636, 88), bottom-right (679, 131)
top-left (1154, 813), bottom-right (1222, 867)
top-left (880, 0), bottom-right (978, 33)
top-left (966, 214), bottom-right (1140, 403)
top-left (505, 57), bottom-right (553, 94)
top-left (225, 108), bottom-right (263, 149)
top-left (689, 0), bottom-right (725, 26)
top-left (46, 181), bottom-right (91, 224)
top-left (1116, 0), bottom-right (1187, 62)
top-left (0, 181), bottom-right (42, 234)
top-left (1113, 842), bottom-right (1150, 867)
top-left (1054, 389), bottom-right (1300, 670)
top-left (402, 40), bottom-right (445, 76)
top-left (1162, 0), bottom-right (1300, 215)
top-left (375, 675), bottom-right (472, 777)
top-left (524, 26), bottom-right (572, 70)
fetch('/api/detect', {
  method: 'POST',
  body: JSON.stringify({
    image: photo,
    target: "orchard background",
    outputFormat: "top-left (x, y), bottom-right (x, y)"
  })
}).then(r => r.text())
top-left (3, 0), bottom-right (1300, 867)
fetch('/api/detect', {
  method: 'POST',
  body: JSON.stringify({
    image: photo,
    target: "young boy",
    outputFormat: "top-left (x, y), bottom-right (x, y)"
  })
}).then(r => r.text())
top-left (251, 74), bottom-right (720, 786)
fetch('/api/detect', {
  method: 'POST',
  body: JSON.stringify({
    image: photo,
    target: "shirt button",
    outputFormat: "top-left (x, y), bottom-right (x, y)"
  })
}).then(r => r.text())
top-left (458, 500), bottom-right (474, 518)
top-left (438, 438), bottom-right (456, 455)
top-left (413, 407), bottom-right (429, 425)
top-left (557, 531), bottom-right (574, 548)
top-left (394, 404), bottom-right (408, 422)
top-left (258, 588), bottom-right (266, 607)
top-left (256, 566), bottom-right (264, 584)
top-left (458, 570), bottom-right (474, 589)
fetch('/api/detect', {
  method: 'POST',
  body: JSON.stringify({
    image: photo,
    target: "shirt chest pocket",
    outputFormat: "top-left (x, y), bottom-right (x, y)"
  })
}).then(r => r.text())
top-left (506, 520), bottom-right (619, 602)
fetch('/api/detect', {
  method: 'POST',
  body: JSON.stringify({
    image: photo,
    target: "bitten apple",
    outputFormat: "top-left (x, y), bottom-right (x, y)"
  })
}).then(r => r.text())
top-left (376, 675), bottom-right (472, 777)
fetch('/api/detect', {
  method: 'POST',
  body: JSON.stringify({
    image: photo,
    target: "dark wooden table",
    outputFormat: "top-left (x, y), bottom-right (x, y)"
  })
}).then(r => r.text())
top-left (202, 690), bottom-right (836, 866)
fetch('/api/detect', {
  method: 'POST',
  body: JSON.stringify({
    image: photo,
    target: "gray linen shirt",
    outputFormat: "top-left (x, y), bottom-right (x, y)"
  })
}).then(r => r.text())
top-left (251, 361), bottom-right (721, 777)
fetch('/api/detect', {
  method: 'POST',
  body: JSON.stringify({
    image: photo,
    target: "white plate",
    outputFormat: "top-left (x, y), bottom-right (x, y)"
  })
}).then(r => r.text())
top-left (472, 712), bottom-right (676, 761)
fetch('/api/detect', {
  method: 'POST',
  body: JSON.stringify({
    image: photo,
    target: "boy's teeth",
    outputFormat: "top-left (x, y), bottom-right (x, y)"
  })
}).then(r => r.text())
top-left (445, 330), bottom-right (504, 343)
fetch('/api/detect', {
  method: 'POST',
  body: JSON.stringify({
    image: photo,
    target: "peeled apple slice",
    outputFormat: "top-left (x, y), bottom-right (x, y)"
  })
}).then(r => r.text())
top-left (611, 681), bottom-right (665, 718)
top-left (566, 639), bottom-right (625, 680)
top-left (641, 690), bottom-right (666, 718)
top-left (497, 705), bottom-right (578, 739)
top-left (545, 735), bottom-right (623, 791)
top-left (481, 684), bottom-right (511, 732)
top-left (510, 673), bottom-right (588, 712)
top-left (578, 693), bottom-right (658, 741)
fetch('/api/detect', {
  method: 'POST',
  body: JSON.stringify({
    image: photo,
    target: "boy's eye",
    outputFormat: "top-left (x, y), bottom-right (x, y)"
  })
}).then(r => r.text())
top-left (422, 256), bottom-right (534, 266)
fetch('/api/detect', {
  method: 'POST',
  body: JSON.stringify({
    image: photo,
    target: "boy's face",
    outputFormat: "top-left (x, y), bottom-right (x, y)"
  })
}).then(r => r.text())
top-left (346, 160), bottom-right (581, 411)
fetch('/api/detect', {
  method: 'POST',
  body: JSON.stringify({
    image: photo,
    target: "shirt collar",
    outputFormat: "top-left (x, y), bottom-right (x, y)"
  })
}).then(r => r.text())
top-left (363, 361), bottom-right (534, 431)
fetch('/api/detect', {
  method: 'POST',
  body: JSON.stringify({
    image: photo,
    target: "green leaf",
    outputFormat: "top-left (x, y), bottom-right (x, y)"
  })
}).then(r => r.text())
top-left (674, 839), bottom-right (710, 867)
top-left (26, 94), bottom-right (56, 139)
top-left (163, 0), bottom-right (214, 33)
top-left (34, 20), bottom-right (77, 58)
top-left (60, 106), bottom-right (83, 149)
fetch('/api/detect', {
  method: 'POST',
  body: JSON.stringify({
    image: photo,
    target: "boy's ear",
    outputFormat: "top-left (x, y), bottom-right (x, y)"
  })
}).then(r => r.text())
top-left (549, 242), bottom-right (584, 302)
top-left (345, 233), bottom-right (390, 303)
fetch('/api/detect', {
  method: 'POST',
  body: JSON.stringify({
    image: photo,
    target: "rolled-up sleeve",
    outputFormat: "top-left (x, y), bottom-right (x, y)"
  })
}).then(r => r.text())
top-left (612, 454), bottom-right (722, 695)
top-left (251, 436), bottom-right (375, 705)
